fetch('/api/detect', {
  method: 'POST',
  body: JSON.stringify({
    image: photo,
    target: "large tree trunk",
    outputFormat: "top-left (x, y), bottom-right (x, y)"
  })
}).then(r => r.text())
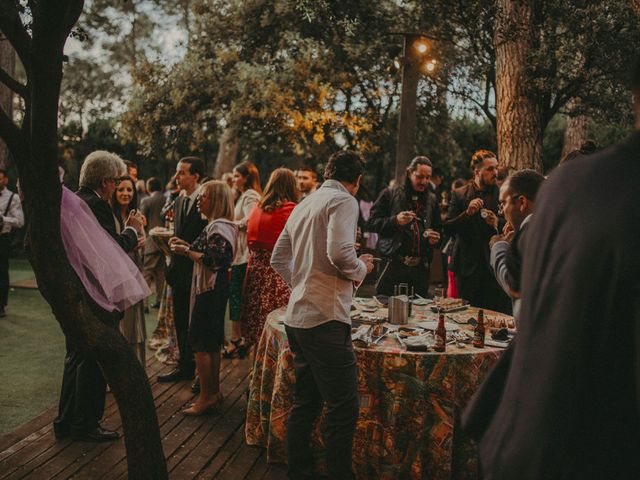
top-left (0, 3), bottom-right (168, 478)
top-left (561, 112), bottom-right (589, 159)
top-left (0, 35), bottom-right (14, 169)
top-left (494, 0), bottom-right (544, 172)
top-left (212, 127), bottom-right (239, 179)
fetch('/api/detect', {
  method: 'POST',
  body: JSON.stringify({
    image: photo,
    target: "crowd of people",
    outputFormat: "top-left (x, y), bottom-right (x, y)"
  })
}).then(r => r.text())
top-left (35, 56), bottom-right (640, 479)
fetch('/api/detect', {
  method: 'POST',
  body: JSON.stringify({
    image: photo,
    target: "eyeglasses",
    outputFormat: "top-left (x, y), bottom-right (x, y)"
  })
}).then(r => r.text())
top-left (498, 194), bottom-right (523, 212)
top-left (108, 176), bottom-right (126, 186)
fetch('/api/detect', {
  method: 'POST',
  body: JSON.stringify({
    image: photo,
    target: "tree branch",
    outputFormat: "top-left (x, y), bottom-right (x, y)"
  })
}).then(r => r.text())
top-left (0, 65), bottom-right (28, 98)
top-left (0, 1), bottom-right (32, 76)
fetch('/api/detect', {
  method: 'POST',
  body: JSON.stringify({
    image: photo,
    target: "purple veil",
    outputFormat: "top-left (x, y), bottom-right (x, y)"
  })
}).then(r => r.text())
top-left (60, 186), bottom-right (150, 313)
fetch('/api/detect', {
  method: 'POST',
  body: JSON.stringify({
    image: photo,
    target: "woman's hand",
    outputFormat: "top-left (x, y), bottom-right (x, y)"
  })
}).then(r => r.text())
top-left (169, 237), bottom-right (189, 247)
top-left (170, 242), bottom-right (191, 256)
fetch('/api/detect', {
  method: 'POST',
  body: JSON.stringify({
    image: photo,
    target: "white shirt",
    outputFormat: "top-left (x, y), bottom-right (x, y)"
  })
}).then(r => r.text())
top-left (184, 187), bottom-right (200, 216)
top-left (0, 188), bottom-right (24, 234)
top-left (271, 180), bottom-right (367, 329)
top-left (232, 188), bottom-right (260, 265)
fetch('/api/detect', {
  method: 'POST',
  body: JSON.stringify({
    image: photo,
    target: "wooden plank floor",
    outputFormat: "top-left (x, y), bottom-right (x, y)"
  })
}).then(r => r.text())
top-left (0, 354), bottom-right (287, 479)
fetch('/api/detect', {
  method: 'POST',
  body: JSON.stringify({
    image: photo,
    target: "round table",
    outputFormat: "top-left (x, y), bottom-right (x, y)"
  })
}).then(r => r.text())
top-left (245, 304), bottom-right (512, 480)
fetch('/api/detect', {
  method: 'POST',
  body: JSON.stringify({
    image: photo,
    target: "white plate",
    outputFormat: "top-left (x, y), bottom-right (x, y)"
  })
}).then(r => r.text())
top-left (416, 321), bottom-right (460, 332)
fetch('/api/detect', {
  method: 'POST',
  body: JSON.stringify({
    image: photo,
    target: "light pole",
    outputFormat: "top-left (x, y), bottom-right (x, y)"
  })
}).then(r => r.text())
top-left (394, 34), bottom-right (436, 185)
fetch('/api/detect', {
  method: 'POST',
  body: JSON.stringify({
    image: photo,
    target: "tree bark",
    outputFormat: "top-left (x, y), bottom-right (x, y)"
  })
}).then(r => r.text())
top-left (395, 34), bottom-right (421, 185)
top-left (0, 3), bottom-right (168, 478)
top-left (561, 107), bottom-right (589, 160)
top-left (0, 35), bottom-right (14, 168)
top-left (212, 127), bottom-right (239, 179)
top-left (494, 0), bottom-right (544, 172)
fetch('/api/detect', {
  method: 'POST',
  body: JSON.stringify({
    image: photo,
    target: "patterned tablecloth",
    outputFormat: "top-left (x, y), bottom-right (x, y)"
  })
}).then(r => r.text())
top-left (246, 304), bottom-right (511, 480)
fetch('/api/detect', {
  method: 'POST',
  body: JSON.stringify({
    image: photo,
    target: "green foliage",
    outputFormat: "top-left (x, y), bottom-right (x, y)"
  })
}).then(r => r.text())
top-left (62, 0), bottom-right (638, 188)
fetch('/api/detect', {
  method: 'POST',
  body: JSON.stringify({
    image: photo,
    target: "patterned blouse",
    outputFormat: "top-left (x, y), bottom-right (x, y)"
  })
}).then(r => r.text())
top-left (191, 230), bottom-right (234, 296)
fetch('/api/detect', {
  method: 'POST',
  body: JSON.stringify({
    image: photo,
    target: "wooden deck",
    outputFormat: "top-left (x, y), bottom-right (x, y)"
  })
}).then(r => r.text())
top-left (0, 355), bottom-right (287, 479)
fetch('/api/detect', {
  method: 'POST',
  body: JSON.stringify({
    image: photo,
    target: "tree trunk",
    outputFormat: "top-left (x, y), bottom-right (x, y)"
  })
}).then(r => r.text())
top-left (494, 0), bottom-right (544, 172)
top-left (0, 3), bottom-right (168, 478)
top-left (212, 127), bottom-right (239, 179)
top-left (0, 36), bottom-right (14, 169)
top-left (561, 112), bottom-right (589, 159)
top-left (395, 34), bottom-right (421, 185)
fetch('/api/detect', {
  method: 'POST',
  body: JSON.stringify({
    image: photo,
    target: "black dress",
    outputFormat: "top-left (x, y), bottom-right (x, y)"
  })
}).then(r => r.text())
top-left (188, 232), bottom-right (233, 353)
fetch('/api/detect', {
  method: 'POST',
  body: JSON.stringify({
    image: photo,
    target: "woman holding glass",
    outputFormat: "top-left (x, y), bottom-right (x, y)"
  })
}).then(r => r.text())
top-left (112, 175), bottom-right (147, 365)
top-left (169, 181), bottom-right (237, 415)
top-left (225, 161), bottom-right (262, 358)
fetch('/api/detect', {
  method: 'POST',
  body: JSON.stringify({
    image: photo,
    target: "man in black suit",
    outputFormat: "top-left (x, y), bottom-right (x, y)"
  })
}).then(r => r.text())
top-left (140, 177), bottom-right (167, 309)
top-left (54, 150), bottom-right (145, 443)
top-left (444, 150), bottom-right (511, 314)
top-left (464, 59), bottom-right (640, 479)
top-left (158, 157), bottom-right (207, 383)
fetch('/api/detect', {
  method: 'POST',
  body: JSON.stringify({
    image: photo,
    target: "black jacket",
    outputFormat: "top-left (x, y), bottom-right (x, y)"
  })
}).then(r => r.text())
top-left (464, 132), bottom-right (640, 479)
top-left (166, 194), bottom-right (207, 290)
top-left (444, 182), bottom-right (500, 277)
top-left (76, 187), bottom-right (138, 253)
top-left (368, 184), bottom-right (441, 257)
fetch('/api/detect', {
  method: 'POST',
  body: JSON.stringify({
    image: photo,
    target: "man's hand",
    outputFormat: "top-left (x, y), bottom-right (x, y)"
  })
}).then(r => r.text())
top-left (425, 229), bottom-right (440, 246)
top-left (502, 222), bottom-right (514, 236)
top-left (396, 211), bottom-right (416, 226)
top-left (359, 253), bottom-right (375, 274)
top-left (466, 198), bottom-right (483, 216)
top-left (489, 231), bottom-right (515, 249)
top-left (125, 209), bottom-right (145, 233)
top-left (482, 209), bottom-right (499, 228)
top-left (136, 236), bottom-right (146, 250)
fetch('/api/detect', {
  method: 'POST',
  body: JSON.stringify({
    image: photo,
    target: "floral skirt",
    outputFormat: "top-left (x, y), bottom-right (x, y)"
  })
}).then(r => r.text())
top-left (240, 248), bottom-right (291, 346)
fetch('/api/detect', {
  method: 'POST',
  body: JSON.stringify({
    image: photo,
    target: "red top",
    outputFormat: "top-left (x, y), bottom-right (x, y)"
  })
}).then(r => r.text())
top-left (246, 201), bottom-right (296, 251)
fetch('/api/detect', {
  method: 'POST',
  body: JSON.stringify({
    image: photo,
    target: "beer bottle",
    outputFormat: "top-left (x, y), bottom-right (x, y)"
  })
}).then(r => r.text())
top-left (473, 309), bottom-right (485, 348)
top-left (434, 313), bottom-right (446, 352)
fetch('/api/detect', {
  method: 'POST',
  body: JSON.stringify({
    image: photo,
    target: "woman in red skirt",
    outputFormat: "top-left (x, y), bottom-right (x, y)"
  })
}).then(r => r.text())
top-left (241, 168), bottom-right (299, 349)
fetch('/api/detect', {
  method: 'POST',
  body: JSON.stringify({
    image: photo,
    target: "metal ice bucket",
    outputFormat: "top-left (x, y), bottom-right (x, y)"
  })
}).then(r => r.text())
top-left (388, 283), bottom-right (413, 325)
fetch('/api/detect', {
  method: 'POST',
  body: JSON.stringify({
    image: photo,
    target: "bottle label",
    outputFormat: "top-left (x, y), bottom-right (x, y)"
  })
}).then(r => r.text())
top-left (435, 334), bottom-right (445, 349)
top-left (473, 332), bottom-right (485, 347)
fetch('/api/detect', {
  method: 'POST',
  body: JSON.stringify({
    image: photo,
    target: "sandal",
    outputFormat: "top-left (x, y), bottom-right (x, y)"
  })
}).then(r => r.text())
top-left (222, 337), bottom-right (248, 359)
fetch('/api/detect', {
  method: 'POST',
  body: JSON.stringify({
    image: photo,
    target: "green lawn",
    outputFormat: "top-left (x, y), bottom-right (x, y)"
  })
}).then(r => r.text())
top-left (0, 259), bottom-right (160, 436)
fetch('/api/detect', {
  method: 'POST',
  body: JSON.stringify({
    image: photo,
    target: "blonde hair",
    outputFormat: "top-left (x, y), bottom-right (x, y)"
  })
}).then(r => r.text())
top-left (200, 180), bottom-right (234, 221)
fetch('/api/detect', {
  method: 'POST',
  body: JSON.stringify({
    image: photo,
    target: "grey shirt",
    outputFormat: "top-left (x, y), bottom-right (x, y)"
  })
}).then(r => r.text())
top-left (271, 180), bottom-right (367, 329)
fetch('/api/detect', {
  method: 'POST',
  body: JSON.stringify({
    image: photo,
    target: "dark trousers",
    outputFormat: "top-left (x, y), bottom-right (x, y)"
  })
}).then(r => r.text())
top-left (376, 258), bottom-right (430, 298)
top-left (0, 234), bottom-right (10, 307)
top-left (456, 266), bottom-right (512, 315)
top-left (172, 285), bottom-right (195, 374)
top-left (54, 345), bottom-right (106, 436)
top-left (53, 312), bottom-right (121, 436)
top-left (285, 321), bottom-right (359, 480)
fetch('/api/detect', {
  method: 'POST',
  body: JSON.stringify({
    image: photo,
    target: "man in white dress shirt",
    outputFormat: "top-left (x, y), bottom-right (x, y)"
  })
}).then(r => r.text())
top-left (0, 169), bottom-right (24, 318)
top-left (272, 150), bottom-right (374, 480)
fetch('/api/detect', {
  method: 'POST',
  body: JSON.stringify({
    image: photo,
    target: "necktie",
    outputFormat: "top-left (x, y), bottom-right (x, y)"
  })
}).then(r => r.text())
top-left (183, 197), bottom-right (190, 218)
